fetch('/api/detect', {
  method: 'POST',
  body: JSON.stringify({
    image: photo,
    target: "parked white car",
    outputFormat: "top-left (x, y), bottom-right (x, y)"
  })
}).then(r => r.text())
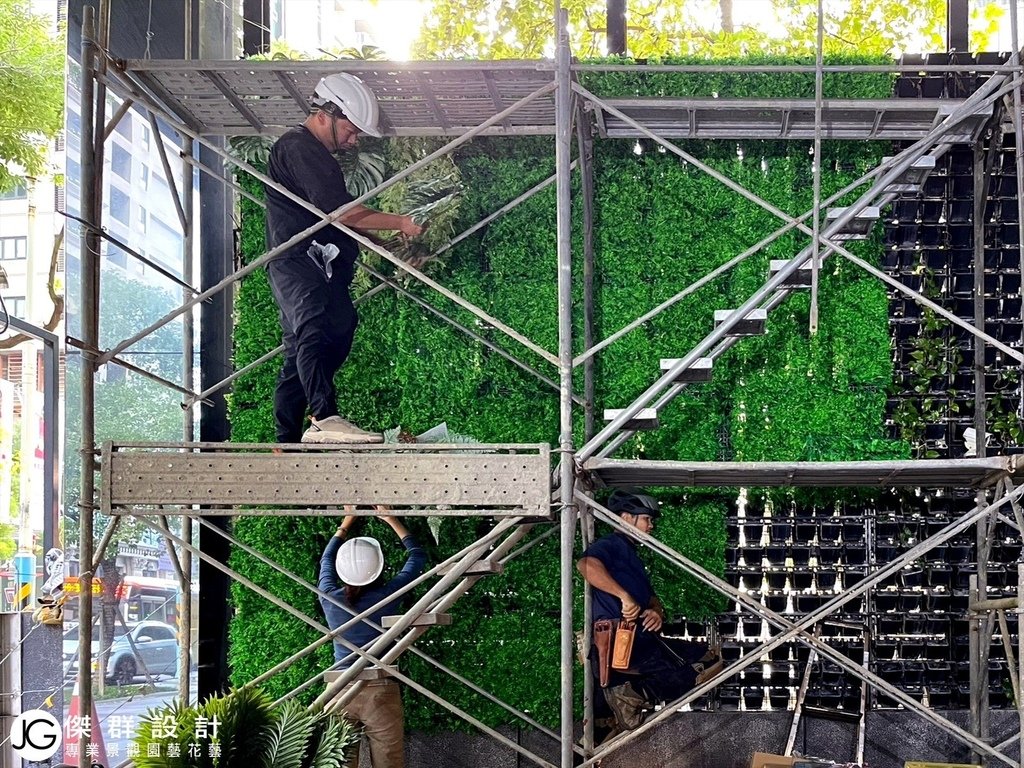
top-left (63, 620), bottom-right (179, 685)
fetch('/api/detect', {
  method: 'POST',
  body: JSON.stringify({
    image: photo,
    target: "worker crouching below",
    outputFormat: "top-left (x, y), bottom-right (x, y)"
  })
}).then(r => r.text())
top-left (577, 489), bottom-right (723, 746)
top-left (319, 511), bottom-right (426, 768)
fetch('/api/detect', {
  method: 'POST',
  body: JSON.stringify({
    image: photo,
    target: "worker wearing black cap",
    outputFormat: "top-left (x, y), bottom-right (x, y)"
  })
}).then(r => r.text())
top-left (577, 488), bottom-right (722, 743)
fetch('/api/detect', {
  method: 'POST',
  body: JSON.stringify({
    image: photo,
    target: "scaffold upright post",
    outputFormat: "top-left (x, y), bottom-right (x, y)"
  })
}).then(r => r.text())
top-left (93, 0), bottom-right (113, 701)
top-left (974, 137), bottom-right (988, 461)
top-left (77, 7), bottom-right (99, 768)
top-left (969, 569), bottom-right (987, 764)
top-left (555, 5), bottom-right (577, 766)
top-left (576, 118), bottom-right (596, 441)
top-left (1018, 562), bottom-right (1024, 762)
top-left (979, 488), bottom-right (996, 754)
top-left (180, 134), bottom-right (196, 703)
top-left (579, 496), bottom-right (596, 758)
top-left (1010, 0), bottom-right (1024, 403)
top-left (808, 0), bottom-right (824, 335)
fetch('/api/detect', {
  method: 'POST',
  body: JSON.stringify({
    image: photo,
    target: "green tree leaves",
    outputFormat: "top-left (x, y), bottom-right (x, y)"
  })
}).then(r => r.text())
top-left (0, 0), bottom-right (64, 191)
top-left (413, 0), bottom-right (1002, 60)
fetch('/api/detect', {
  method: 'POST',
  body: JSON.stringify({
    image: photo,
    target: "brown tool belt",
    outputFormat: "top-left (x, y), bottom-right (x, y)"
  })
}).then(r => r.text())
top-left (594, 619), bottom-right (637, 687)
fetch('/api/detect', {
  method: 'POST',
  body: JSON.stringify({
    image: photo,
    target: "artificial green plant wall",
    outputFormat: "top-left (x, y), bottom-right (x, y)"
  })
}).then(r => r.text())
top-left (226, 57), bottom-right (903, 731)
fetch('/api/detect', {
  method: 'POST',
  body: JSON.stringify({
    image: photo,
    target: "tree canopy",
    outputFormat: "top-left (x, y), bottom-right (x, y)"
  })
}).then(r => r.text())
top-left (0, 0), bottom-right (64, 191)
top-left (413, 0), bottom-right (1003, 59)
top-left (63, 268), bottom-right (186, 550)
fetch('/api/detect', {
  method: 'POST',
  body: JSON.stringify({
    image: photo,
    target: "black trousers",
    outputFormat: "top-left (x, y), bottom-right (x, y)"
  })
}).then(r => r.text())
top-left (266, 256), bottom-right (358, 443)
top-left (591, 634), bottom-right (704, 705)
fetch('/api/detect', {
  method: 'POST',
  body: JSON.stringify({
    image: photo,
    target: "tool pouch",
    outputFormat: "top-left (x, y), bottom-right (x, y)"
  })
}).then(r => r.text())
top-left (594, 619), bottom-right (614, 688)
top-left (611, 620), bottom-right (636, 671)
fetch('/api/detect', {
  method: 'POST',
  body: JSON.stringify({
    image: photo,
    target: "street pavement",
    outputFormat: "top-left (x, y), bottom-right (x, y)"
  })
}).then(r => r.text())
top-left (60, 671), bottom-right (198, 764)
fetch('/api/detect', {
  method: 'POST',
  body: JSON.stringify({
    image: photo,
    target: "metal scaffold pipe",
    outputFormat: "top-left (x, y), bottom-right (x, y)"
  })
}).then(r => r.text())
top-left (77, 7), bottom-right (99, 767)
top-left (179, 133), bottom-right (196, 704)
top-left (576, 489), bottom-right (1024, 767)
top-left (809, 0), bottom-right (824, 335)
top-left (554, 6), bottom-right (576, 767)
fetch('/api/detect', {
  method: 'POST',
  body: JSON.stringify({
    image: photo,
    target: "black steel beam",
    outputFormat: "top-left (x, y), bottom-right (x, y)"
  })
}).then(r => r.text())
top-left (243, 0), bottom-right (270, 56)
top-left (607, 0), bottom-right (626, 56)
top-left (197, 138), bottom-right (234, 699)
top-left (947, 0), bottom-right (969, 51)
top-left (189, 0), bottom-right (239, 702)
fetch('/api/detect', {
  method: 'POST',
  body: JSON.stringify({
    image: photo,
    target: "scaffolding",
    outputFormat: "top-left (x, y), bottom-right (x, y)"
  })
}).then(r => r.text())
top-left (70, 2), bottom-right (1024, 767)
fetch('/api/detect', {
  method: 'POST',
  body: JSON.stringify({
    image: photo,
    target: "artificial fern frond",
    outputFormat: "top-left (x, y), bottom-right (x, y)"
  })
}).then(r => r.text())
top-left (261, 699), bottom-right (314, 768)
top-left (227, 136), bottom-right (274, 167)
top-left (305, 713), bottom-right (359, 768)
top-left (207, 687), bottom-right (275, 766)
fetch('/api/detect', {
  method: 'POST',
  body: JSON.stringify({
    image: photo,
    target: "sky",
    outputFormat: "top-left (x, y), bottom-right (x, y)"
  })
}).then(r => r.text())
top-left (275, 0), bottom-right (429, 60)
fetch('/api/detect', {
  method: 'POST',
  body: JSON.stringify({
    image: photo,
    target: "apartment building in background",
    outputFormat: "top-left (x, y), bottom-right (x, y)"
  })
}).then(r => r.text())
top-left (0, 0), bottom-right (192, 588)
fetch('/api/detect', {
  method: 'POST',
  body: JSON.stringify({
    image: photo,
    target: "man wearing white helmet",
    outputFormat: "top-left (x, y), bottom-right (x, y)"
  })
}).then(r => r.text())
top-left (318, 511), bottom-right (426, 767)
top-left (265, 72), bottom-right (424, 445)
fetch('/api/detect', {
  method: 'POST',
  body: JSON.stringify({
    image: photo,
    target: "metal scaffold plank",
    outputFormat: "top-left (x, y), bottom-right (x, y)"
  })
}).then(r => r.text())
top-left (101, 442), bottom-right (551, 517)
top-left (594, 98), bottom-right (990, 141)
top-left (116, 59), bottom-right (558, 137)
top-left (111, 59), bottom-right (999, 143)
top-left (584, 455), bottom-right (1024, 488)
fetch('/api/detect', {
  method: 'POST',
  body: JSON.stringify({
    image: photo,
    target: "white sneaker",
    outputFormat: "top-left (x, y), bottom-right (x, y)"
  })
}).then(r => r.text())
top-left (301, 415), bottom-right (384, 444)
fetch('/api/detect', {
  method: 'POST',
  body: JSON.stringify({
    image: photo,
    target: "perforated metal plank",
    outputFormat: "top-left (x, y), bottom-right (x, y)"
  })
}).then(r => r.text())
top-left (769, 259), bottom-right (814, 288)
top-left (113, 59), bottom-right (995, 143)
top-left (881, 154), bottom-right (937, 192)
top-left (594, 98), bottom-right (978, 141)
top-left (714, 308), bottom-right (767, 336)
top-left (584, 456), bottom-right (1024, 489)
top-left (101, 442), bottom-right (551, 516)
top-left (824, 206), bottom-right (881, 240)
top-left (116, 60), bottom-right (558, 137)
top-left (660, 357), bottom-right (713, 383)
top-left (934, 101), bottom-right (994, 143)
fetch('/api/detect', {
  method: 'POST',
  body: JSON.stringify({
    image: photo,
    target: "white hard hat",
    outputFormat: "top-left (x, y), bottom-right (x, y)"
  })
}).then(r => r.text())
top-left (312, 73), bottom-right (383, 138)
top-left (336, 536), bottom-right (384, 586)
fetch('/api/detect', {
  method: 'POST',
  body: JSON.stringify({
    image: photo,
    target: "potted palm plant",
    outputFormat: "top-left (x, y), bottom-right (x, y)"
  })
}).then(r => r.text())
top-left (132, 686), bottom-right (359, 768)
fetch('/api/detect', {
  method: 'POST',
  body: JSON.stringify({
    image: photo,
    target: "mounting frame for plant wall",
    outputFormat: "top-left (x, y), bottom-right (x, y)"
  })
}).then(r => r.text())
top-left (71, 3), bottom-right (1024, 767)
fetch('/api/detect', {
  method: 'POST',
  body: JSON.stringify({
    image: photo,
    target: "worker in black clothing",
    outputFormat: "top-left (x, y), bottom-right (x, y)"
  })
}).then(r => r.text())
top-left (578, 489), bottom-right (722, 743)
top-left (265, 72), bottom-right (423, 444)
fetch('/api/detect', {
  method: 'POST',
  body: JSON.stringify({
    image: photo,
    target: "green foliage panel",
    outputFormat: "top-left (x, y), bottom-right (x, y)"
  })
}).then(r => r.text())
top-left (577, 54), bottom-right (895, 100)
top-left (227, 61), bottom-right (902, 730)
top-left (404, 530), bottom-right (566, 732)
top-left (646, 493), bottom-right (730, 618)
